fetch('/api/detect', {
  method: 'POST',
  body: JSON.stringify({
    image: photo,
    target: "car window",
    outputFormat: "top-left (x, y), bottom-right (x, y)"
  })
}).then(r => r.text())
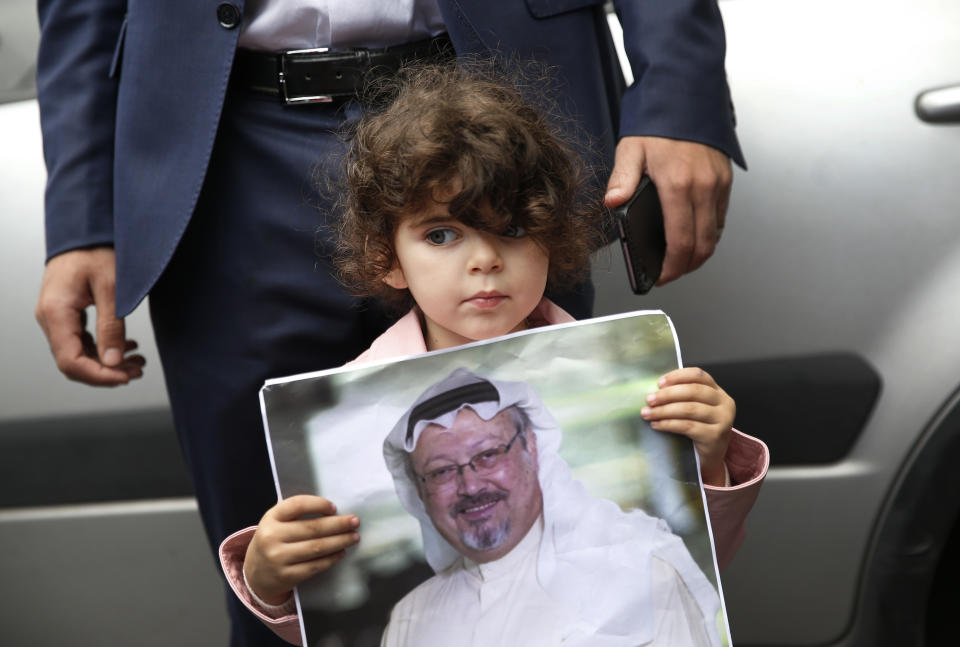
top-left (0, 0), bottom-right (39, 105)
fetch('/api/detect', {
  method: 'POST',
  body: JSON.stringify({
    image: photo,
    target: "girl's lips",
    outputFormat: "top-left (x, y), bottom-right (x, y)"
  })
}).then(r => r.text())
top-left (465, 292), bottom-right (507, 308)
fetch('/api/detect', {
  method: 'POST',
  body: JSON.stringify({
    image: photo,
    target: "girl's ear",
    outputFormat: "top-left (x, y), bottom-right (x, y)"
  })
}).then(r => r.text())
top-left (383, 265), bottom-right (408, 290)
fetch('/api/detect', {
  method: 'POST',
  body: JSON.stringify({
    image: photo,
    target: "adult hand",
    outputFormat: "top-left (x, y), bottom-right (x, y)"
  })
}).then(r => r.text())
top-left (35, 247), bottom-right (145, 386)
top-left (604, 136), bottom-right (733, 285)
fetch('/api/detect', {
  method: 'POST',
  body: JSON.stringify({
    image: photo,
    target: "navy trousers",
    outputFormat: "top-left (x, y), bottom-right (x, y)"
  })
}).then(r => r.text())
top-left (150, 86), bottom-right (593, 646)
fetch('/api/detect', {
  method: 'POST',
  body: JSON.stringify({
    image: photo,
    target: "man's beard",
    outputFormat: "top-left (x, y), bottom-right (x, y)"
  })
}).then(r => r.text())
top-left (451, 490), bottom-right (511, 552)
top-left (462, 517), bottom-right (511, 552)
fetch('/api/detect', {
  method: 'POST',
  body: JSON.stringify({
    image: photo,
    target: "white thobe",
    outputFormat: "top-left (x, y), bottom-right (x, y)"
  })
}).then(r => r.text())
top-left (380, 518), bottom-right (714, 647)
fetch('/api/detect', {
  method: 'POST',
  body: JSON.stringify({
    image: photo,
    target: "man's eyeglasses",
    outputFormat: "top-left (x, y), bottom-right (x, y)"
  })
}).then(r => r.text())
top-left (416, 428), bottom-right (525, 492)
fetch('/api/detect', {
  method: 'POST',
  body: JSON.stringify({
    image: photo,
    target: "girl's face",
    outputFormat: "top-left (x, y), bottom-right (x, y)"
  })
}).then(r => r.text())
top-left (384, 200), bottom-right (549, 351)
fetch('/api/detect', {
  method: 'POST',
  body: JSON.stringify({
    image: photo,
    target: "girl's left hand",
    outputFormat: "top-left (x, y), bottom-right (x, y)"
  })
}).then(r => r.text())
top-left (641, 367), bottom-right (735, 487)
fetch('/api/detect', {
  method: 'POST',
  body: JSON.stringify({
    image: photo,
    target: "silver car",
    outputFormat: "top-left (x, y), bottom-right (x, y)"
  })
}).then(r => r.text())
top-left (2, 0), bottom-right (959, 644)
top-left (601, 1), bottom-right (960, 644)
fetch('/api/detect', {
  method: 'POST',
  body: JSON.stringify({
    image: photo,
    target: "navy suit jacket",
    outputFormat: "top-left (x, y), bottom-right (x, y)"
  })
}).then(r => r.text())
top-left (37, 0), bottom-right (743, 317)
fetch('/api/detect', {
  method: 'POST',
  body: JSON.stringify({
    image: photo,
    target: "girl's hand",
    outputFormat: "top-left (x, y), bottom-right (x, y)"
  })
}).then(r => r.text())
top-left (640, 367), bottom-right (735, 487)
top-left (243, 495), bottom-right (360, 605)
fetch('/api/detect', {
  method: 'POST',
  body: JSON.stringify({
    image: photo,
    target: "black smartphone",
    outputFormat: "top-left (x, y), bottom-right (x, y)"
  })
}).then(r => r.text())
top-left (612, 175), bottom-right (665, 295)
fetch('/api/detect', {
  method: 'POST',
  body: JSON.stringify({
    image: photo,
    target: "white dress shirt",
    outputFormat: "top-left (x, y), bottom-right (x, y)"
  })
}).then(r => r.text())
top-left (238, 0), bottom-right (446, 51)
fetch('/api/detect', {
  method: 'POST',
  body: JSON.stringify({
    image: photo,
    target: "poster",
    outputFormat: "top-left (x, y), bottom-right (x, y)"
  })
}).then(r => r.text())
top-left (260, 310), bottom-right (730, 647)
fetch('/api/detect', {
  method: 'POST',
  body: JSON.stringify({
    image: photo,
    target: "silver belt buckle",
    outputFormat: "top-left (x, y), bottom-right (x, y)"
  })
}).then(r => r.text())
top-left (280, 47), bottom-right (334, 105)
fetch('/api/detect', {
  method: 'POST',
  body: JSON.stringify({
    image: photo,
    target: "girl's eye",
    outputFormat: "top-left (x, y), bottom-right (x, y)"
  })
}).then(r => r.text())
top-left (425, 228), bottom-right (458, 245)
top-left (502, 223), bottom-right (527, 238)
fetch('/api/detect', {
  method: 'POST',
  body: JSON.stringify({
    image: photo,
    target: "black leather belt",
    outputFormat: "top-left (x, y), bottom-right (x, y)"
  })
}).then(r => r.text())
top-left (232, 33), bottom-right (454, 105)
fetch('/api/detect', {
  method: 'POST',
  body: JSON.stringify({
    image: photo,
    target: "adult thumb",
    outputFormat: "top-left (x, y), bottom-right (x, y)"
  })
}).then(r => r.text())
top-left (604, 136), bottom-right (647, 208)
top-left (91, 268), bottom-right (125, 367)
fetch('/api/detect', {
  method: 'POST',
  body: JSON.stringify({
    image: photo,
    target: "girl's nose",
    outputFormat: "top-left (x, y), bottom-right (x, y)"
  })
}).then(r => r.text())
top-left (468, 233), bottom-right (503, 274)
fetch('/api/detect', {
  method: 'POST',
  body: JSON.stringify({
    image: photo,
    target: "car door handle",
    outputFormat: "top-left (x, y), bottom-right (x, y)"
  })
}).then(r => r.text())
top-left (915, 84), bottom-right (960, 124)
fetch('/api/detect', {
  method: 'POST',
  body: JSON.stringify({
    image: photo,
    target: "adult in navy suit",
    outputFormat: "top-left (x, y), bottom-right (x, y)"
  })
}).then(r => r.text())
top-left (34, 1), bottom-right (743, 645)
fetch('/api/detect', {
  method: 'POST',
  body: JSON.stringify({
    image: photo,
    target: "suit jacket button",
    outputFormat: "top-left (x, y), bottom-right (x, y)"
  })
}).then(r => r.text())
top-left (217, 3), bottom-right (241, 29)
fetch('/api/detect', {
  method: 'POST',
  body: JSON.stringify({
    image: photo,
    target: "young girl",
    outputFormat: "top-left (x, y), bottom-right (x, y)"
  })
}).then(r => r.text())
top-left (220, 62), bottom-right (768, 644)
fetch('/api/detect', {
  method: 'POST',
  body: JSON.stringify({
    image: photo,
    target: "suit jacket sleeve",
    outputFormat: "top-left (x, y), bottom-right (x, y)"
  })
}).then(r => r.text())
top-left (612, 0), bottom-right (745, 167)
top-left (37, 0), bottom-right (126, 260)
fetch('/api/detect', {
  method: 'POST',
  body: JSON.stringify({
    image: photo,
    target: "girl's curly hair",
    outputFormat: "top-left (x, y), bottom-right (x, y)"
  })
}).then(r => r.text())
top-left (333, 59), bottom-right (605, 312)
